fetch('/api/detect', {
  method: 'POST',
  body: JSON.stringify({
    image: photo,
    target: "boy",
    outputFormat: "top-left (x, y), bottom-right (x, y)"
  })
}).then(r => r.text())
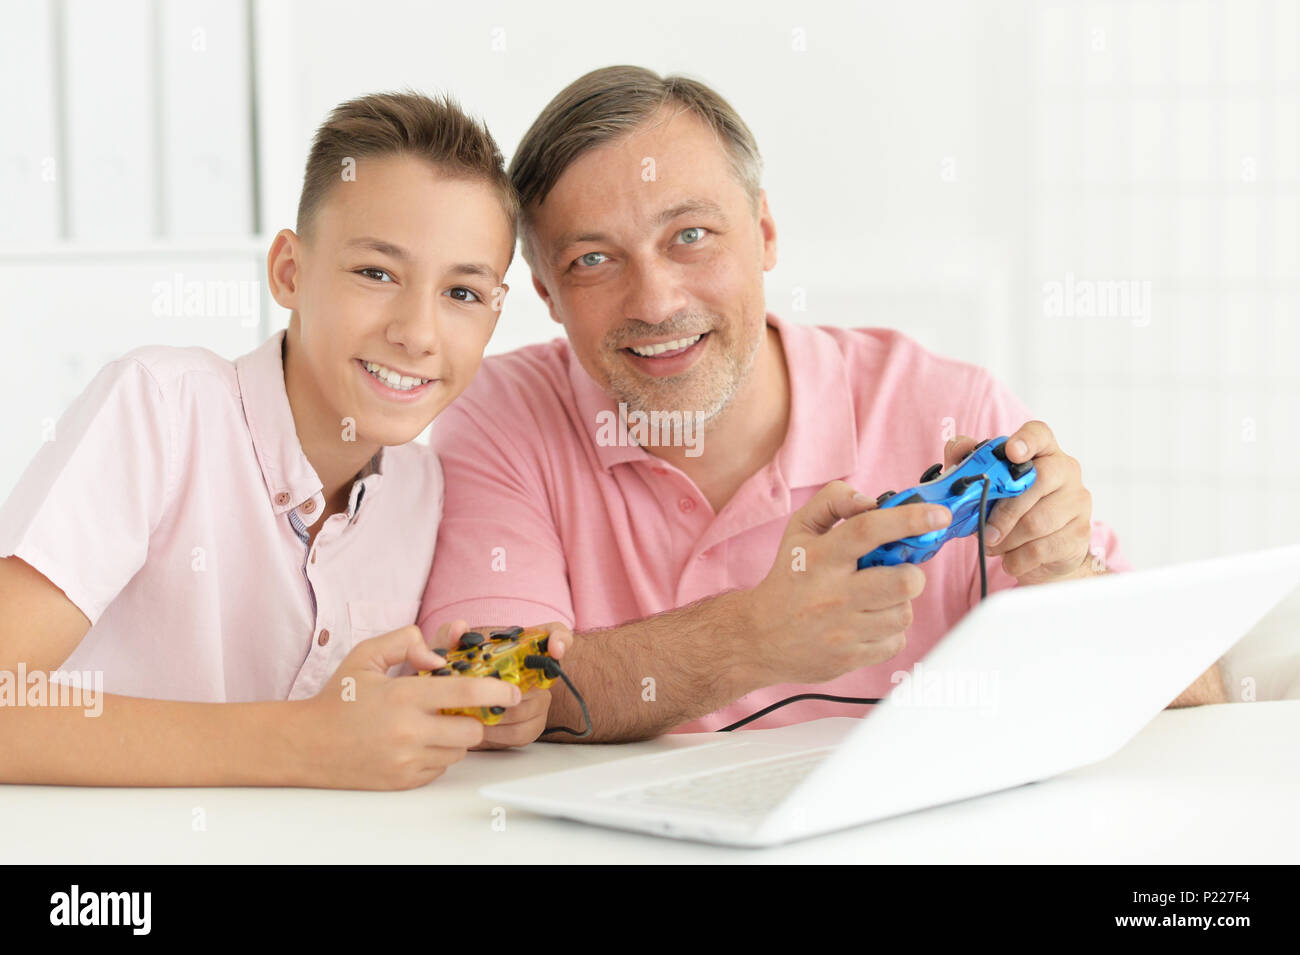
top-left (0, 91), bottom-right (569, 789)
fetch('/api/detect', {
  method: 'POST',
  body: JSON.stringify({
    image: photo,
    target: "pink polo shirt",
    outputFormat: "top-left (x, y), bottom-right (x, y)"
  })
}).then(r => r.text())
top-left (419, 313), bottom-right (1132, 732)
top-left (0, 330), bottom-right (442, 702)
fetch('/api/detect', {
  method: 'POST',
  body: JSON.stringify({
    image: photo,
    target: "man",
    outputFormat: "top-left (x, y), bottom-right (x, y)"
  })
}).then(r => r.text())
top-left (418, 66), bottom-right (1225, 740)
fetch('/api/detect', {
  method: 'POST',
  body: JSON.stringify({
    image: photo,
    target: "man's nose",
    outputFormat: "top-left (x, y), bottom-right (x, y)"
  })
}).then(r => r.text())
top-left (622, 256), bottom-right (688, 326)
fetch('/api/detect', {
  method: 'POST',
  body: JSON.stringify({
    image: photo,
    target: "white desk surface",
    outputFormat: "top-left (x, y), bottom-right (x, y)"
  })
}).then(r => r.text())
top-left (6, 701), bottom-right (1298, 864)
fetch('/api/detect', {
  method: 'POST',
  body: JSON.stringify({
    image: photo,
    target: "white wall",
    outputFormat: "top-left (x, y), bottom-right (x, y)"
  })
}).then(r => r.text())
top-left (1, 0), bottom-right (1296, 569)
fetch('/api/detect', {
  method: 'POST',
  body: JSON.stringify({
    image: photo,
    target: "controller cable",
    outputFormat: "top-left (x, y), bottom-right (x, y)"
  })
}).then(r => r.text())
top-left (531, 655), bottom-right (594, 739)
top-left (717, 474), bottom-right (995, 733)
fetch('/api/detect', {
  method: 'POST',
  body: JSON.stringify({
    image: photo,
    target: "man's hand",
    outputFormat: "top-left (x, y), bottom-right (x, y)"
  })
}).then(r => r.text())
top-left (747, 480), bottom-right (950, 685)
top-left (945, 423), bottom-right (1096, 585)
top-left (428, 618), bottom-right (575, 750)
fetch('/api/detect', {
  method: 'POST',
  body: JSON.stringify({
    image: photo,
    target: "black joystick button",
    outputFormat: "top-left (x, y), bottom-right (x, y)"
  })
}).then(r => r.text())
top-left (875, 490), bottom-right (897, 505)
top-left (1009, 461), bottom-right (1034, 480)
top-left (536, 636), bottom-right (550, 654)
top-left (451, 660), bottom-right (471, 672)
top-left (432, 667), bottom-right (452, 676)
top-left (457, 631), bottom-right (485, 650)
top-left (950, 476), bottom-right (981, 495)
top-left (490, 626), bottom-right (523, 641)
top-left (489, 706), bottom-right (506, 715)
top-left (920, 463), bottom-right (944, 483)
top-left (991, 442), bottom-right (1009, 462)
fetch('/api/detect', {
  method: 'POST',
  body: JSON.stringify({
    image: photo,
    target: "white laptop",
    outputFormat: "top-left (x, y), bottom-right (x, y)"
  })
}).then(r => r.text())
top-left (482, 544), bottom-right (1300, 847)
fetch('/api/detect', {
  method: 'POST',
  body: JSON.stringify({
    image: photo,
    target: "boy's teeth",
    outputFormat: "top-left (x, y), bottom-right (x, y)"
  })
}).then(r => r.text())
top-left (362, 360), bottom-right (431, 391)
top-left (628, 334), bottom-right (702, 358)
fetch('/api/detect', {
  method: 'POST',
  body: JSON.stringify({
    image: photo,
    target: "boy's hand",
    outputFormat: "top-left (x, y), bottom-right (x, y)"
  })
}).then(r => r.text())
top-left (299, 625), bottom-right (519, 790)
top-left (431, 619), bottom-right (576, 750)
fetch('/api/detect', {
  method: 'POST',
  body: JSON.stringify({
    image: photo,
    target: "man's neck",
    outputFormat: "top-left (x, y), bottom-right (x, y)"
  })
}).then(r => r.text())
top-left (647, 322), bottom-right (791, 513)
top-left (281, 329), bottom-right (381, 523)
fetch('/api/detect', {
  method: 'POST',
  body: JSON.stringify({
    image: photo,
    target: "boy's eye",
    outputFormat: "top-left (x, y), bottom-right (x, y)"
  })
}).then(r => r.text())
top-left (575, 251), bottom-right (608, 268)
top-left (676, 227), bottom-right (708, 245)
top-left (446, 287), bottom-right (481, 303)
top-left (357, 268), bottom-right (394, 283)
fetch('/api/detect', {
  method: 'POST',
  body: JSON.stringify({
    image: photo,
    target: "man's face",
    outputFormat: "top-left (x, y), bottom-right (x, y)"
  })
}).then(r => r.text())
top-left (273, 154), bottom-right (513, 446)
top-left (529, 108), bottom-right (777, 423)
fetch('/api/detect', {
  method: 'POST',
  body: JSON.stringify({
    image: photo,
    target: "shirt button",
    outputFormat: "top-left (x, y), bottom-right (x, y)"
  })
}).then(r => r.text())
top-left (678, 497), bottom-right (695, 513)
top-left (302, 499), bottom-right (317, 514)
top-left (274, 492), bottom-right (290, 506)
top-left (317, 629), bottom-right (330, 646)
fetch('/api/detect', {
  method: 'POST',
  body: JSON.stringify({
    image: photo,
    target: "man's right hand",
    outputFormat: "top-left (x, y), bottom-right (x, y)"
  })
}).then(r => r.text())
top-left (747, 481), bottom-right (951, 685)
top-left (295, 625), bottom-right (522, 790)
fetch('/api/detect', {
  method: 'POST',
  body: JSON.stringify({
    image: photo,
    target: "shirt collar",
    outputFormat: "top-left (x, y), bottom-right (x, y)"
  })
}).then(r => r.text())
top-left (567, 346), bottom-right (654, 471)
top-left (235, 330), bottom-right (384, 520)
top-left (767, 313), bottom-right (859, 488)
top-left (565, 313), bottom-right (858, 487)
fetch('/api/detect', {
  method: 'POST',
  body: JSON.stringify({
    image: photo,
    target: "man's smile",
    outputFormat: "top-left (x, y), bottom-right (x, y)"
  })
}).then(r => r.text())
top-left (619, 331), bottom-right (711, 376)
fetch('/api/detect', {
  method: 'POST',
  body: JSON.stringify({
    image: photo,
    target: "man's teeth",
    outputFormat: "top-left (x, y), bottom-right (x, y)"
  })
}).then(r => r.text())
top-left (628, 334), bottom-right (703, 358)
top-left (362, 360), bottom-right (432, 392)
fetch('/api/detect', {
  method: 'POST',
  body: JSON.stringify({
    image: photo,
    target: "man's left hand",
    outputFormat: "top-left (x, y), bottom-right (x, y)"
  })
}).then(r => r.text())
top-left (944, 421), bottom-right (1096, 585)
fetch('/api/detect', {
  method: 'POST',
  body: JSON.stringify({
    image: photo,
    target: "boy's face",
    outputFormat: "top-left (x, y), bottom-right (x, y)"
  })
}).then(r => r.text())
top-left (270, 154), bottom-right (513, 446)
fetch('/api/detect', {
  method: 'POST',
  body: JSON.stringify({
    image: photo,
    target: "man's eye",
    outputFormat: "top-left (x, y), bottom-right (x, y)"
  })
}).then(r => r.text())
top-left (676, 227), bottom-right (708, 245)
top-left (358, 268), bottom-right (394, 283)
top-left (575, 251), bottom-right (607, 268)
top-left (446, 287), bottom-right (481, 303)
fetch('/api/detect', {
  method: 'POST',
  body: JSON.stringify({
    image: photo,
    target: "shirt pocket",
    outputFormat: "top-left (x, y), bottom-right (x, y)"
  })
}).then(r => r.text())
top-left (347, 599), bottom-right (422, 642)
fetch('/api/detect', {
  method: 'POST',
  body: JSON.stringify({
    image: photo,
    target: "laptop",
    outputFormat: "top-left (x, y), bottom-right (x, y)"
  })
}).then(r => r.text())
top-left (481, 544), bottom-right (1300, 847)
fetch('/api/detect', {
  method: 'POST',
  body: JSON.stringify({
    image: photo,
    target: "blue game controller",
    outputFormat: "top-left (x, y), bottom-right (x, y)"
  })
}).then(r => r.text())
top-left (857, 436), bottom-right (1037, 569)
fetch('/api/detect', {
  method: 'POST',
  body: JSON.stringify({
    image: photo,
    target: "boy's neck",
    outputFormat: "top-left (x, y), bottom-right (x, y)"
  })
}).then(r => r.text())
top-left (280, 328), bottom-right (382, 521)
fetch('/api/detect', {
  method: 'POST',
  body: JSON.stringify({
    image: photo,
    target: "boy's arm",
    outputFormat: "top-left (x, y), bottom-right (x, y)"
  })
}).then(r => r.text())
top-left (0, 556), bottom-right (523, 788)
top-left (0, 555), bottom-right (317, 786)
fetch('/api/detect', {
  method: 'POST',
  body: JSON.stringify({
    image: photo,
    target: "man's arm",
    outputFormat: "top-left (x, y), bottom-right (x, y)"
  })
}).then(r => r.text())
top-left (1167, 662), bottom-right (1228, 708)
top-left (459, 485), bottom-right (950, 743)
top-left (540, 590), bottom-right (765, 742)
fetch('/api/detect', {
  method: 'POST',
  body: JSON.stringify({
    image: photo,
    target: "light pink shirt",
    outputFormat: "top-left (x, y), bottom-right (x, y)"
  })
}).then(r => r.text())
top-left (420, 314), bottom-right (1132, 732)
top-left (0, 331), bottom-right (443, 702)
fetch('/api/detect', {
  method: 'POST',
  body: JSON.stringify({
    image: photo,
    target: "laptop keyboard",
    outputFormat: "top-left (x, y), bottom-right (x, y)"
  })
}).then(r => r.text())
top-left (610, 750), bottom-right (832, 817)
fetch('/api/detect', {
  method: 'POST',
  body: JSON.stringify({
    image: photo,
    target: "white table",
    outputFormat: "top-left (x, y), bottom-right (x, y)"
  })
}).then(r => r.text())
top-left (5, 700), bottom-right (1298, 863)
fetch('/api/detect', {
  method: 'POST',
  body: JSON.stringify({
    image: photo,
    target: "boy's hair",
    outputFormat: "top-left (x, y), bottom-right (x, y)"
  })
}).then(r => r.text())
top-left (508, 65), bottom-right (763, 268)
top-left (296, 90), bottom-right (518, 250)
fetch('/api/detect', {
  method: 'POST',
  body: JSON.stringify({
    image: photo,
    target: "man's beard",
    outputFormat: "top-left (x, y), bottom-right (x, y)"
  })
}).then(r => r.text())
top-left (601, 314), bottom-right (763, 431)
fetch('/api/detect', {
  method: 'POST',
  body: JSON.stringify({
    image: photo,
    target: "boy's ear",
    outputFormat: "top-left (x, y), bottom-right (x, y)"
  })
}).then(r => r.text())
top-left (531, 272), bottom-right (563, 326)
top-left (266, 229), bottom-right (303, 309)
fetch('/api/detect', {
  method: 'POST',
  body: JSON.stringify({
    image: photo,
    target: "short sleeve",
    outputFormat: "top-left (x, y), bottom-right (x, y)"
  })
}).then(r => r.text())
top-left (966, 372), bottom-right (1133, 604)
top-left (0, 357), bottom-right (173, 623)
top-left (418, 401), bottom-right (574, 639)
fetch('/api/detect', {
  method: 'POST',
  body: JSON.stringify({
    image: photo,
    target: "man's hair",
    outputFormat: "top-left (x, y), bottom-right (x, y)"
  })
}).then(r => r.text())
top-left (508, 65), bottom-right (763, 267)
top-left (296, 90), bottom-right (518, 248)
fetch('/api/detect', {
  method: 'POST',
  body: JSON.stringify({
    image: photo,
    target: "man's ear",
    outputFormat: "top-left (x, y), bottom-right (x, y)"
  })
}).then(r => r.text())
top-left (757, 189), bottom-right (778, 272)
top-left (267, 229), bottom-right (303, 309)
top-left (531, 272), bottom-right (563, 326)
